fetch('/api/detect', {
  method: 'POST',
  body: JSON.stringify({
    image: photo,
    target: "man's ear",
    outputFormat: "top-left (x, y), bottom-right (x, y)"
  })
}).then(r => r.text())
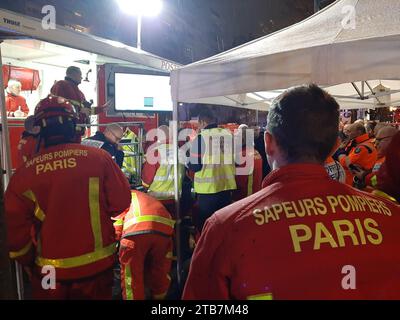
top-left (264, 131), bottom-right (275, 157)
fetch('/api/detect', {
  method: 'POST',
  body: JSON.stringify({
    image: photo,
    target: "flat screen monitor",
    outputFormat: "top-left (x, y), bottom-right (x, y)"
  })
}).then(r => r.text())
top-left (114, 72), bottom-right (172, 112)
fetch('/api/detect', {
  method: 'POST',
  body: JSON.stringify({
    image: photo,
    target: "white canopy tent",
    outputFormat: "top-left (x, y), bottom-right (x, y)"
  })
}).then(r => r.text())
top-left (169, 0), bottom-right (400, 280)
top-left (171, 0), bottom-right (400, 111)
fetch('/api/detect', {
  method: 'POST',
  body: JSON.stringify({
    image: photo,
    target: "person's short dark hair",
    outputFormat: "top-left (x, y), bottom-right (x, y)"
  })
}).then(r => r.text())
top-left (66, 66), bottom-right (81, 77)
top-left (267, 84), bottom-right (339, 163)
top-left (198, 107), bottom-right (215, 124)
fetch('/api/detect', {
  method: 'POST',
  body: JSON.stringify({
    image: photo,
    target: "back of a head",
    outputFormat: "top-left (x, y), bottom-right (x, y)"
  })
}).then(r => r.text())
top-left (105, 123), bottom-right (123, 141)
top-left (353, 122), bottom-right (366, 136)
top-left (198, 107), bottom-right (215, 125)
top-left (267, 84), bottom-right (339, 163)
top-left (66, 66), bottom-right (81, 78)
top-left (376, 126), bottom-right (398, 139)
top-left (106, 123), bottom-right (123, 134)
top-left (374, 122), bottom-right (387, 136)
top-left (7, 79), bottom-right (22, 95)
top-left (366, 121), bottom-right (377, 134)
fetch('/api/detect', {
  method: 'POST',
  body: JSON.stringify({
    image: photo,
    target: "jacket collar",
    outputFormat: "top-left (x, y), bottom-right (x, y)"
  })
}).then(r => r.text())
top-left (262, 163), bottom-right (329, 188)
top-left (65, 77), bottom-right (80, 86)
top-left (204, 123), bottom-right (218, 130)
top-left (354, 133), bottom-right (370, 144)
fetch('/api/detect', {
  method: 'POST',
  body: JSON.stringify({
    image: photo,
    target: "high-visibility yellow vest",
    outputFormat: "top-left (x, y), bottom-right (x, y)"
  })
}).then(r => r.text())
top-left (148, 143), bottom-right (184, 200)
top-left (194, 128), bottom-right (237, 194)
top-left (122, 129), bottom-right (139, 176)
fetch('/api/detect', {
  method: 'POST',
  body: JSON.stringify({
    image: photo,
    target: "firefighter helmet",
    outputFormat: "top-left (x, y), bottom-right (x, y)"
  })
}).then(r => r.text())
top-left (34, 95), bottom-right (78, 127)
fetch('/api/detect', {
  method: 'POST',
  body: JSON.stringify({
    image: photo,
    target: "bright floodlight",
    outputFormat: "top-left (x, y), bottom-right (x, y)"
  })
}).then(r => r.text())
top-left (117, 0), bottom-right (162, 16)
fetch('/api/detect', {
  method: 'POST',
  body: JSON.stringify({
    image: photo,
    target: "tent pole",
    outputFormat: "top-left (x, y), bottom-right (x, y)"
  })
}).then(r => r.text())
top-left (0, 133), bottom-right (14, 299)
top-left (172, 100), bottom-right (182, 288)
top-left (0, 43), bottom-right (12, 187)
top-left (314, 0), bottom-right (321, 12)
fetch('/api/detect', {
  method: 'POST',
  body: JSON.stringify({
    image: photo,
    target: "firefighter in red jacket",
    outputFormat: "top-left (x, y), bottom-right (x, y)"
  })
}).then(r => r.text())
top-left (51, 66), bottom-right (109, 137)
top-left (113, 190), bottom-right (175, 300)
top-left (183, 84), bottom-right (400, 300)
top-left (5, 95), bottom-right (131, 299)
top-left (233, 124), bottom-right (263, 201)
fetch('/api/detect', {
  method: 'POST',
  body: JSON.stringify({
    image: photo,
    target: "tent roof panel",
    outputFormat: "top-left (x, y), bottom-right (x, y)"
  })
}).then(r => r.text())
top-left (171, 0), bottom-right (400, 110)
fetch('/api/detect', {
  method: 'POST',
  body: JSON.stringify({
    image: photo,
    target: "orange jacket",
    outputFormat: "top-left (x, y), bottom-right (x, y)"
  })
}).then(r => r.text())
top-left (5, 143), bottom-right (131, 280)
top-left (183, 164), bottom-right (400, 300)
top-left (114, 191), bottom-right (175, 241)
top-left (5, 93), bottom-right (29, 116)
top-left (339, 133), bottom-right (377, 185)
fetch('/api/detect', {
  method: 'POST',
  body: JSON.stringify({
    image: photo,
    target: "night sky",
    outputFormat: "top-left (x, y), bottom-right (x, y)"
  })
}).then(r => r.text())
top-left (0, 0), bottom-right (335, 64)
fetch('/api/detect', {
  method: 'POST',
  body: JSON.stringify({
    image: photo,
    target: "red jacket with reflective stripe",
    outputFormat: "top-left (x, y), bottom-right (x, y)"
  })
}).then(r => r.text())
top-left (233, 147), bottom-right (263, 201)
top-left (5, 143), bottom-right (131, 280)
top-left (183, 164), bottom-right (400, 300)
top-left (115, 191), bottom-right (174, 240)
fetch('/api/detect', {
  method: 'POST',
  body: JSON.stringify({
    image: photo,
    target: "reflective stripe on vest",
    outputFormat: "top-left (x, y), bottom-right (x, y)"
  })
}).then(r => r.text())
top-left (370, 175), bottom-right (378, 187)
top-left (372, 190), bottom-right (398, 204)
top-left (123, 193), bottom-right (175, 236)
top-left (247, 172), bottom-right (254, 196)
top-left (35, 177), bottom-right (116, 268)
top-left (36, 243), bottom-right (116, 268)
top-left (124, 264), bottom-right (134, 300)
top-left (68, 98), bottom-right (84, 110)
top-left (9, 241), bottom-right (32, 259)
top-left (23, 190), bottom-right (46, 222)
top-left (247, 293), bottom-right (273, 300)
top-left (194, 128), bottom-right (236, 194)
top-left (148, 144), bottom-right (184, 200)
top-left (122, 130), bottom-right (139, 175)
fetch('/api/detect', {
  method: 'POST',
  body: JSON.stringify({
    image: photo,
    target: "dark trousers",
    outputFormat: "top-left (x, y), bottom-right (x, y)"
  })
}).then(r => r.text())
top-left (196, 190), bottom-right (232, 233)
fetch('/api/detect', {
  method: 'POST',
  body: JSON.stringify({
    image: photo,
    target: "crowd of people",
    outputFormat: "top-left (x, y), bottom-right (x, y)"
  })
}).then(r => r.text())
top-left (3, 78), bottom-right (400, 299)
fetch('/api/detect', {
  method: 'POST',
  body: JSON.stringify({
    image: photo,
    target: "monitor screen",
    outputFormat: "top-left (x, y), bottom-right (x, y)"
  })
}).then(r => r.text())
top-left (114, 73), bottom-right (172, 112)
